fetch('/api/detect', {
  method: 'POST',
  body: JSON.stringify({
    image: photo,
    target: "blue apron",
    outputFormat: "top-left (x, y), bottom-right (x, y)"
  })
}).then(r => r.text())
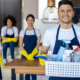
top-left (21, 28), bottom-right (37, 80)
top-left (5, 27), bottom-right (18, 46)
top-left (5, 27), bottom-right (16, 80)
top-left (49, 25), bottom-right (80, 80)
top-left (5, 27), bottom-right (14, 38)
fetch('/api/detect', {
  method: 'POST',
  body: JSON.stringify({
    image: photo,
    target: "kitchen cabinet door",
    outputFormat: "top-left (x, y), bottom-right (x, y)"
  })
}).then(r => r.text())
top-left (0, 0), bottom-right (22, 34)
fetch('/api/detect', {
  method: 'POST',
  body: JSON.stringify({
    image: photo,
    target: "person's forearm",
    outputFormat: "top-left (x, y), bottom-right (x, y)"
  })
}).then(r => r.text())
top-left (40, 45), bottom-right (50, 54)
top-left (1, 36), bottom-right (7, 40)
top-left (40, 50), bottom-right (47, 54)
top-left (35, 44), bottom-right (40, 49)
top-left (19, 45), bottom-right (24, 51)
top-left (14, 37), bottom-right (18, 40)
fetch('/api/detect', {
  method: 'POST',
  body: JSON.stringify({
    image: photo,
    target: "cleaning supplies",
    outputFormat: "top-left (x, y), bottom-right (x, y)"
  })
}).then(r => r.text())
top-left (56, 46), bottom-right (67, 61)
top-left (72, 46), bottom-right (80, 62)
top-left (62, 50), bottom-right (73, 62)
top-left (74, 52), bottom-right (80, 62)
top-left (56, 40), bottom-right (70, 61)
top-left (37, 53), bottom-right (47, 66)
top-left (62, 46), bottom-right (80, 62)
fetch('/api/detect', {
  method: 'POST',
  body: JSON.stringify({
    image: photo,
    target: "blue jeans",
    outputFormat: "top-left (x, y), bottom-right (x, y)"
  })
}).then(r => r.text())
top-left (3, 42), bottom-right (17, 80)
top-left (3, 42), bottom-right (17, 59)
top-left (19, 55), bottom-right (36, 80)
top-left (20, 74), bottom-right (36, 80)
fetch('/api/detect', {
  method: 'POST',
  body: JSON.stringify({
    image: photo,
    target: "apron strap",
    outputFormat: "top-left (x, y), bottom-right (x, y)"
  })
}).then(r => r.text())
top-left (56, 25), bottom-right (77, 40)
top-left (72, 25), bottom-right (77, 38)
top-left (24, 28), bottom-right (36, 36)
top-left (33, 28), bottom-right (36, 36)
top-left (24, 29), bottom-right (27, 35)
top-left (56, 25), bottom-right (60, 40)
top-left (6, 27), bottom-right (14, 35)
top-left (12, 27), bottom-right (14, 34)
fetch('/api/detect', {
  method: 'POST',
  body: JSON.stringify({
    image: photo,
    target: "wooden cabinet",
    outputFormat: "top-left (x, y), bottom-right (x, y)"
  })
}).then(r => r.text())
top-left (0, 0), bottom-right (22, 34)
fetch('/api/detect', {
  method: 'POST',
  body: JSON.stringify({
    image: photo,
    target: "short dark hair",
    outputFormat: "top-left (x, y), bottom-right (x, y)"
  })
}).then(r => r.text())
top-left (26, 14), bottom-right (35, 21)
top-left (3, 15), bottom-right (17, 26)
top-left (58, 0), bottom-right (73, 9)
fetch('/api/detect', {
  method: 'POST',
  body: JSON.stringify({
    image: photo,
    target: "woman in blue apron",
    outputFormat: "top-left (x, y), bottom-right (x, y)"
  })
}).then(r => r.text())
top-left (1, 15), bottom-right (18, 80)
top-left (19, 14), bottom-right (41, 80)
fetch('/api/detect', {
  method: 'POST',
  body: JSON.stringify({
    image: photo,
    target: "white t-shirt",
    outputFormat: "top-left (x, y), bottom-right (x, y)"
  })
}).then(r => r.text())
top-left (42, 24), bottom-right (80, 54)
top-left (1, 26), bottom-right (18, 37)
top-left (19, 28), bottom-right (41, 38)
top-left (76, 22), bottom-right (80, 27)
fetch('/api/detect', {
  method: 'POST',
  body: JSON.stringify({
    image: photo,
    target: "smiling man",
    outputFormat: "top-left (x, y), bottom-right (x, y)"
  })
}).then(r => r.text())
top-left (40, 0), bottom-right (80, 80)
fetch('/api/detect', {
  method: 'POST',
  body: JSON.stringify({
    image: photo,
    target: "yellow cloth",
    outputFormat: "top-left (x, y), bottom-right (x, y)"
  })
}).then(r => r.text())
top-left (0, 55), bottom-right (5, 68)
top-left (38, 53), bottom-right (47, 66)
top-left (21, 50), bottom-right (33, 60)
top-left (2, 38), bottom-right (17, 43)
top-left (7, 38), bottom-right (17, 42)
top-left (28, 48), bottom-right (39, 60)
top-left (2, 39), bottom-right (9, 43)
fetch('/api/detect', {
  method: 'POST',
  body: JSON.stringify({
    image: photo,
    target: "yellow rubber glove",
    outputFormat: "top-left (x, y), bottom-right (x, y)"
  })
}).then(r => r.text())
top-left (0, 55), bottom-right (5, 68)
top-left (7, 38), bottom-right (17, 42)
top-left (28, 48), bottom-right (39, 60)
top-left (21, 50), bottom-right (33, 60)
top-left (2, 39), bottom-right (9, 43)
top-left (2, 38), bottom-right (17, 43)
top-left (38, 53), bottom-right (47, 66)
top-left (31, 48), bottom-right (39, 56)
top-left (21, 50), bottom-right (28, 58)
top-left (1, 61), bottom-right (5, 69)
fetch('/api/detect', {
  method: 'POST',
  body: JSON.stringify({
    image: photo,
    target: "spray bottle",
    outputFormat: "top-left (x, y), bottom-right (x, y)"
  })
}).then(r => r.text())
top-left (56, 40), bottom-right (70, 61)
top-left (62, 46), bottom-right (80, 62)
top-left (72, 46), bottom-right (80, 62)
top-left (62, 50), bottom-right (73, 62)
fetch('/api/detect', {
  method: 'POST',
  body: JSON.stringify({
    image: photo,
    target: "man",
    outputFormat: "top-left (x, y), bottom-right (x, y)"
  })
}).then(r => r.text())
top-left (40, 0), bottom-right (80, 80)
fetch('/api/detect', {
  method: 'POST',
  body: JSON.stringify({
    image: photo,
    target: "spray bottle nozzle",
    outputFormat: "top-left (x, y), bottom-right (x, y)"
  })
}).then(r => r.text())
top-left (61, 40), bottom-right (70, 46)
top-left (74, 46), bottom-right (79, 52)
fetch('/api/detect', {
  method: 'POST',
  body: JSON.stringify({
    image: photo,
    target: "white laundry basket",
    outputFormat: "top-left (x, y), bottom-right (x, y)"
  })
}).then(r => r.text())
top-left (45, 55), bottom-right (80, 77)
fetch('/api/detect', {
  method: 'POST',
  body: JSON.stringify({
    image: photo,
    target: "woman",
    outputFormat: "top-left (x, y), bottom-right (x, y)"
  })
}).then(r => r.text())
top-left (1, 15), bottom-right (18, 80)
top-left (19, 14), bottom-right (41, 80)
top-left (1, 15), bottom-right (18, 63)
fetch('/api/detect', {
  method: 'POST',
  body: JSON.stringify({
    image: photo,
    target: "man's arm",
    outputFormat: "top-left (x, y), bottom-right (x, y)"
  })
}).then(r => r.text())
top-left (40, 45), bottom-right (50, 54)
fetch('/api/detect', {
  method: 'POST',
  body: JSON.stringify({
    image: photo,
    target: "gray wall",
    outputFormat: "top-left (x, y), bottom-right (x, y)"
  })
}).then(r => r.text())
top-left (23, 0), bottom-right (38, 19)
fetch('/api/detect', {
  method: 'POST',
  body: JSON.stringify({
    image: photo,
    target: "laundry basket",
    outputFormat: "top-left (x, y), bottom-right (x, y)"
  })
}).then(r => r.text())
top-left (45, 55), bottom-right (80, 77)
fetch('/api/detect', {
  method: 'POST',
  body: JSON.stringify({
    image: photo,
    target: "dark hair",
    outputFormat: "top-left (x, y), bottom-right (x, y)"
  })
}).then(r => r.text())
top-left (3, 15), bottom-right (17, 26)
top-left (58, 0), bottom-right (73, 9)
top-left (26, 14), bottom-right (35, 21)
